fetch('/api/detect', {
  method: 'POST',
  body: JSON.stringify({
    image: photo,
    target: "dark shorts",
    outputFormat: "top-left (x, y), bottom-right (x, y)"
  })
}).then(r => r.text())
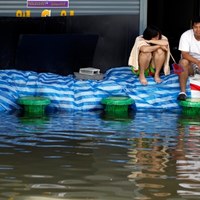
top-left (192, 64), bottom-right (200, 75)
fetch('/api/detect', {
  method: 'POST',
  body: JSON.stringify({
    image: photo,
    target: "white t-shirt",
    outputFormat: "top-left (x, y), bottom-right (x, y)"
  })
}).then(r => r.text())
top-left (178, 29), bottom-right (200, 60)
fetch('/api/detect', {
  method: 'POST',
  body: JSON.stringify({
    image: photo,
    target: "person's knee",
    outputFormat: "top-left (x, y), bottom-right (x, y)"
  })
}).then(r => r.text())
top-left (179, 59), bottom-right (192, 76)
top-left (154, 48), bottom-right (165, 57)
top-left (179, 59), bottom-right (189, 68)
top-left (139, 52), bottom-right (152, 61)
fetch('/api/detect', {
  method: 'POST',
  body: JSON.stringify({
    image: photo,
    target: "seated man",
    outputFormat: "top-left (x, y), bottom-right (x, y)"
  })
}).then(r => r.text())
top-left (177, 16), bottom-right (200, 101)
top-left (128, 25), bottom-right (170, 85)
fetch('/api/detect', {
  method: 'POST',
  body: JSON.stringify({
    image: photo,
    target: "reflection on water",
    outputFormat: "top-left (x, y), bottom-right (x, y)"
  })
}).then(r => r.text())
top-left (0, 109), bottom-right (199, 200)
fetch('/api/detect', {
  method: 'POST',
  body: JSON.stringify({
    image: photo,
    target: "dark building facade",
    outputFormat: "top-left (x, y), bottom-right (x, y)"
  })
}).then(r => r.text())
top-left (0, 0), bottom-right (199, 74)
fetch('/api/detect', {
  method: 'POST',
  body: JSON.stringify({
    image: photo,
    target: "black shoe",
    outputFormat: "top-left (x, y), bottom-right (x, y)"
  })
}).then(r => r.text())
top-left (177, 92), bottom-right (187, 101)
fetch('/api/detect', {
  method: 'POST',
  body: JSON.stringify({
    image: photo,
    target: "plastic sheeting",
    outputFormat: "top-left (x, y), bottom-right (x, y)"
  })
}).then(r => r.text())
top-left (190, 74), bottom-right (200, 98)
top-left (0, 67), bottom-right (191, 112)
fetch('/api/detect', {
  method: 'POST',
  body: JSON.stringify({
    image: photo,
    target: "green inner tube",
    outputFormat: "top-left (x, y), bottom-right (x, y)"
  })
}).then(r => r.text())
top-left (179, 98), bottom-right (200, 115)
top-left (18, 96), bottom-right (51, 106)
top-left (17, 96), bottom-right (51, 116)
top-left (179, 98), bottom-right (200, 108)
top-left (101, 96), bottom-right (134, 105)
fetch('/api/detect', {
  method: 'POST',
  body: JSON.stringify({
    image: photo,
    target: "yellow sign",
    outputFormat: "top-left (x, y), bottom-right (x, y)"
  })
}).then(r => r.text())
top-left (41, 9), bottom-right (51, 17)
top-left (15, 9), bottom-right (75, 17)
top-left (16, 10), bottom-right (31, 17)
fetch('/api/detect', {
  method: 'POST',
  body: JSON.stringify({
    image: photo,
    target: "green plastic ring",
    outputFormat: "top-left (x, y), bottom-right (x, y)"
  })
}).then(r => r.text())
top-left (18, 96), bottom-right (51, 106)
top-left (101, 96), bottom-right (134, 105)
top-left (179, 98), bottom-right (200, 108)
top-left (17, 96), bottom-right (51, 116)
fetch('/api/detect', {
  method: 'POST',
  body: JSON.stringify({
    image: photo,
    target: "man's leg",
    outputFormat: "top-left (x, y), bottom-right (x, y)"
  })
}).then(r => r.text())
top-left (177, 59), bottom-right (194, 100)
top-left (138, 52), bottom-right (152, 85)
top-left (152, 48), bottom-right (166, 83)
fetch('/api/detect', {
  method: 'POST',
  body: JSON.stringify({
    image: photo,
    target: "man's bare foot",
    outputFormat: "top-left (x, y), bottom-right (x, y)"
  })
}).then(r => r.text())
top-left (154, 76), bottom-right (162, 83)
top-left (139, 76), bottom-right (148, 85)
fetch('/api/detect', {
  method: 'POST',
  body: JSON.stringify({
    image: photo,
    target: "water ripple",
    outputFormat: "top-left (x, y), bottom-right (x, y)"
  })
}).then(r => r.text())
top-left (0, 110), bottom-right (199, 199)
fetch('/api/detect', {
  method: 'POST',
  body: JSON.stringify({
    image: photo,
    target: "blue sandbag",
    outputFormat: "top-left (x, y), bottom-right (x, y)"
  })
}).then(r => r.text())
top-left (0, 67), bottom-right (191, 112)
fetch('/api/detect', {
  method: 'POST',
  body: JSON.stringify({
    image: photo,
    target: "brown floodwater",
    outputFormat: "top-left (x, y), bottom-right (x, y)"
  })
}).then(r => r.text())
top-left (0, 109), bottom-right (199, 200)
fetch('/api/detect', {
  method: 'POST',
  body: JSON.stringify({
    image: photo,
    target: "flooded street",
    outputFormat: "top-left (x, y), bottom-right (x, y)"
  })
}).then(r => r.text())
top-left (0, 110), bottom-right (199, 200)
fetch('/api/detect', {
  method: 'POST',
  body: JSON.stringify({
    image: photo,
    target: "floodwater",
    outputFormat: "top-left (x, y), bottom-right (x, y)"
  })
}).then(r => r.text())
top-left (0, 109), bottom-right (200, 200)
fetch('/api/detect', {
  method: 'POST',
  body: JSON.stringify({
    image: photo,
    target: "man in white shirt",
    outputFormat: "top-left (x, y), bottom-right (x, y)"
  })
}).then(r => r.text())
top-left (177, 16), bottom-right (200, 100)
